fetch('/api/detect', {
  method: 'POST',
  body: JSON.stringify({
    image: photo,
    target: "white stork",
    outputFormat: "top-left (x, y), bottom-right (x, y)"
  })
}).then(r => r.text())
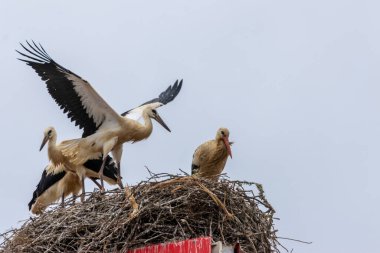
top-left (39, 127), bottom-right (119, 201)
top-left (17, 41), bottom-right (182, 190)
top-left (191, 128), bottom-right (233, 180)
top-left (28, 165), bottom-right (81, 215)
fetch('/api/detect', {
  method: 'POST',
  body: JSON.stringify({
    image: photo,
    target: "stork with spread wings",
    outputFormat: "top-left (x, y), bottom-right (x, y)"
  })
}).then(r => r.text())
top-left (18, 41), bottom-right (182, 200)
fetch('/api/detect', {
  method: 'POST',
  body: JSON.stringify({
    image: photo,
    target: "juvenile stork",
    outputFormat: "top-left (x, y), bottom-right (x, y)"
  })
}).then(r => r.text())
top-left (28, 165), bottom-right (81, 215)
top-left (40, 127), bottom-right (119, 201)
top-left (17, 41), bottom-right (182, 189)
top-left (191, 128), bottom-right (233, 180)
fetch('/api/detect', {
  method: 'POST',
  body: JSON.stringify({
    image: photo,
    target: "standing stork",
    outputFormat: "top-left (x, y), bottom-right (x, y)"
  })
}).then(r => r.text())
top-left (17, 41), bottom-right (182, 190)
top-left (39, 127), bottom-right (119, 201)
top-left (28, 165), bottom-right (81, 215)
top-left (191, 128), bottom-right (233, 180)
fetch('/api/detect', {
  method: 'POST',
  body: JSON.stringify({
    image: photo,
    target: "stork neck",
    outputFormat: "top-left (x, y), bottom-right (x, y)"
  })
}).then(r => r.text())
top-left (141, 113), bottom-right (153, 138)
top-left (47, 136), bottom-right (58, 154)
top-left (215, 135), bottom-right (223, 142)
top-left (216, 139), bottom-right (228, 157)
top-left (216, 138), bottom-right (228, 151)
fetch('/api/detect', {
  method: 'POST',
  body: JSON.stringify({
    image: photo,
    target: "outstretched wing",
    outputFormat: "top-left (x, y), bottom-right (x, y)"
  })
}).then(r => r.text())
top-left (121, 79), bottom-right (183, 116)
top-left (17, 41), bottom-right (120, 137)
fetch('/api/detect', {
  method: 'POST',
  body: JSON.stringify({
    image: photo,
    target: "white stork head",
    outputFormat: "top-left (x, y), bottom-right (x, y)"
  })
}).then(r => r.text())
top-left (39, 127), bottom-right (57, 151)
top-left (216, 127), bottom-right (232, 158)
top-left (122, 80), bottom-right (183, 133)
top-left (123, 102), bottom-right (171, 132)
top-left (143, 102), bottom-right (171, 132)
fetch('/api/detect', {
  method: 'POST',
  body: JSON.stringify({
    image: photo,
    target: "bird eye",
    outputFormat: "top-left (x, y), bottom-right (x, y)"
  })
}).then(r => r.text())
top-left (48, 130), bottom-right (52, 135)
top-left (221, 131), bottom-right (225, 136)
top-left (152, 109), bottom-right (157, 114)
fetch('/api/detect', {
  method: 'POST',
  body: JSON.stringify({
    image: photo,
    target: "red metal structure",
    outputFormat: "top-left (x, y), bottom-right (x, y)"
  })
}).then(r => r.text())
top-left (128, 237), bottom-right (211, 253)
top-left (127, 237), bottom-right (239, 253)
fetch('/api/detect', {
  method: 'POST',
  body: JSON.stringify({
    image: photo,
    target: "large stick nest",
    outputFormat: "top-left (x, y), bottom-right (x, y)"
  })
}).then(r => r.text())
top-left (1, 173), bottom-right (280, 253)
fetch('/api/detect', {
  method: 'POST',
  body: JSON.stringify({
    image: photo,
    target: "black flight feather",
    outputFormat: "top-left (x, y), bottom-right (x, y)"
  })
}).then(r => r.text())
top-left (121, 79), bottom-right (183, 116)
top-left (28, 169), bottom-right (66, 210)
top-left (17, 41), bottom-right (99, 138)
top-left (84, 156), bottom-right (118, 181)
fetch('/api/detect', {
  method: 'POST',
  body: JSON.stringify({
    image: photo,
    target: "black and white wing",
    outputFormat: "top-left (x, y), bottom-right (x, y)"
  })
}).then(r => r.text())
top-left (84, 156), bottom-right (118, 182)
top-left (28, 168), bottom-right (66, 211)
top-left (17, 41), bottom-right (120, 137)
top-left (121, 79), bottom-right (183, 117)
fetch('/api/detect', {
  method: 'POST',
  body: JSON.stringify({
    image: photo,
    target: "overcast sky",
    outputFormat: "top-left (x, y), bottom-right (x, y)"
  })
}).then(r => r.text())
top-left (1, 1), bottom-right (380, 252)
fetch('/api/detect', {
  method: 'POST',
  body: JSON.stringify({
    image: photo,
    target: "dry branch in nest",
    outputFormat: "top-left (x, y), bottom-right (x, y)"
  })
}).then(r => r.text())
top-left (0, 173), bottom-right (280, 253)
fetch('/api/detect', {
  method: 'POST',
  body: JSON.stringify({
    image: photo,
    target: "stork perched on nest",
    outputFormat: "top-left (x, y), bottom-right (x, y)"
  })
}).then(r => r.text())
top-left (39, 127), bottom-right (119, 202)
top-left (17, 42), bottom-right (182, 186)
top-left (17, 41), bottom-right (182, 212)
top-left (28, 165), bottom-right (80, 215)
top-left (191, 128), bottom-right (233, 180)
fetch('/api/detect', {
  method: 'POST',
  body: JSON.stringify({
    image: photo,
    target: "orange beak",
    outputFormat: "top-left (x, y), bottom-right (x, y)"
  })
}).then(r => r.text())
top-left (222, 136), bottom-right (232, 158)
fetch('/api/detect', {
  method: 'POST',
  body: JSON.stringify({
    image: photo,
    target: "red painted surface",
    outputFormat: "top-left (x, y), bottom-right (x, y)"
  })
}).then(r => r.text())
top-left (127, 237), bottom-right (211, 253)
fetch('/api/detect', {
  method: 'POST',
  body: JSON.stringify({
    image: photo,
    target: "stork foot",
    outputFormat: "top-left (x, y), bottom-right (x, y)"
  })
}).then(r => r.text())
top-left (91, 178), bottom-right (104, 192)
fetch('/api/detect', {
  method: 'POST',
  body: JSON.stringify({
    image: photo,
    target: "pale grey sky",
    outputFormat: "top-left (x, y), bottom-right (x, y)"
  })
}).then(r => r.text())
top-left (1, 1), bottom-right (380, 252)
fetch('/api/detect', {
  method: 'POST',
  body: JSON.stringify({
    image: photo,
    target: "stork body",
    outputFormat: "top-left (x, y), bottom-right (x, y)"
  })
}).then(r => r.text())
top-left (60, 102), bottom-right (168, 189)
top-left (191, 128), bottom-right (232, 180)
top-left (40, 127), bottom-right (119, 201)
top-left (18, 41), bottom-right (182, 190)
top-left (28, 165), bottom-right (81, 215)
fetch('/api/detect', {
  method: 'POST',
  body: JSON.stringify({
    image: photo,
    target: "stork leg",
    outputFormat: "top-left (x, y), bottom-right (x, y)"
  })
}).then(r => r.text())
top-left (98, 156), bottom-right (108, 192)
top-left (117, 161), bottom-right (123, 189)
top-left (81, 176), bottom-right (85, 203)
top-left (112, 145), bottom-right (124, 189)
top-left (98, 137), bottom-right (118, 192)
top-left (90, 178), bottom-right (103, 190)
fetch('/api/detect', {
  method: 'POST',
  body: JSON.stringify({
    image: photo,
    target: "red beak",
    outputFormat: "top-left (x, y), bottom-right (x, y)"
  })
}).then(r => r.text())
top-left (222, 136), bottom-right (232, 158)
